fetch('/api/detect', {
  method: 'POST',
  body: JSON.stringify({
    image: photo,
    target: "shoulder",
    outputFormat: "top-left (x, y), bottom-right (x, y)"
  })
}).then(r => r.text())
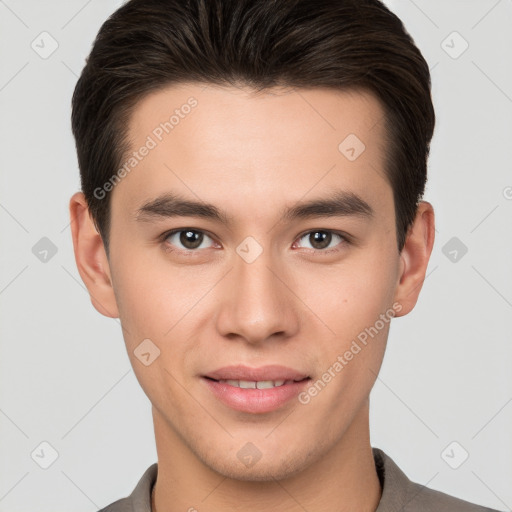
top-left (95, 462), bottom-right (158, 512)
top-left (96, 497), bottom-right (131, 512)
top-left (404, 479), bottom-right (501, 511)
top-left (373, 447), bottom-right (503, 512)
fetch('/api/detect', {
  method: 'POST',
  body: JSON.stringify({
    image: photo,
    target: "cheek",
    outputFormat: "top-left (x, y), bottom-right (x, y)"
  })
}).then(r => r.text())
top-left (109, 249), bottom-right (200, 403)
top-left (108, 246), bottom-right (214, 385)
top-left (301, 254), bottom-right (397, 337)
top-left (109, 245), bottom-right (189, 336)
top-left (301, 266), bottom-right (394, 417)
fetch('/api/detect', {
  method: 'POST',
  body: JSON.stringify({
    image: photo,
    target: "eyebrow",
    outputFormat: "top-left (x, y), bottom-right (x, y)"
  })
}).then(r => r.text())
top-left (135, 190), bottom-right (374, 225)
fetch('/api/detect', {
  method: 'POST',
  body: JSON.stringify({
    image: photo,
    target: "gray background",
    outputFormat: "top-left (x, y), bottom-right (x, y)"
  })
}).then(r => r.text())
top-left (0, 0), bottom-right (511, 510)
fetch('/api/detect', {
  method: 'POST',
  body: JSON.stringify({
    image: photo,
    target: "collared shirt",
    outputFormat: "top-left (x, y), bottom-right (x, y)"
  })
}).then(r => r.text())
top-left (97, 447), bottom-right (502, 511)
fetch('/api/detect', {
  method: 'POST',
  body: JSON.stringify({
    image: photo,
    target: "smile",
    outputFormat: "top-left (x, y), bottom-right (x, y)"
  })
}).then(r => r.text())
top-left (215, 379), bottom-right (304, 389)
top-left (202, 375), bottom-right (311, 413)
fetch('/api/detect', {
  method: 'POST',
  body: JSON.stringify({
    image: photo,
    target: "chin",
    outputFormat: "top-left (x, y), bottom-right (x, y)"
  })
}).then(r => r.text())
top-left (199, 445), bottom-right (315, 482)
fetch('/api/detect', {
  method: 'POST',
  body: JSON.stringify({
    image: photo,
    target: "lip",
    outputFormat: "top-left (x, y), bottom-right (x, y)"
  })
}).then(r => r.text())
top-left (202, 365), bottom-right (311, 414)
top-left (203, 364), bottom-right (309, 382)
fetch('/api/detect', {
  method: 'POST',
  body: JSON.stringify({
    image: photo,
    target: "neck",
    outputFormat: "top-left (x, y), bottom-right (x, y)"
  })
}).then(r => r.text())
top-left (151, 402), bottom-right (381, 512)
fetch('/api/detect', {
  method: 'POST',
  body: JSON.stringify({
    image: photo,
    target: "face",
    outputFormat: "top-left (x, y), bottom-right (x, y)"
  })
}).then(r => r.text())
top-left (71, 83), bottom-right (433, 481)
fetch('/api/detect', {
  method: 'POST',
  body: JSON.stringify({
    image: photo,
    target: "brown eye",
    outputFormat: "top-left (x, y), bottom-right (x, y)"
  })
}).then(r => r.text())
top-left (164, 229), bottom-right (214, 251)
top-left (296, 230), bottom-right (347, 252)
top-left (309, 231), bottom-right (331, 250)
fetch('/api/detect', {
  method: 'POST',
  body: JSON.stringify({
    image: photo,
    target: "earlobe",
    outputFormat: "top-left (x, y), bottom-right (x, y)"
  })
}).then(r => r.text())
top-left (393, 201), bottom-right (435, 317)
top-left (69, 192), bottom-right (119, 318)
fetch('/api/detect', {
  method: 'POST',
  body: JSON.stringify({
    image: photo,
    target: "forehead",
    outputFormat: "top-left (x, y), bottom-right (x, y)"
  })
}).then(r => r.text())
top-left (127, 83), bottom-right (387, 155)
top-left (113, 83), bottom-right (392, 224)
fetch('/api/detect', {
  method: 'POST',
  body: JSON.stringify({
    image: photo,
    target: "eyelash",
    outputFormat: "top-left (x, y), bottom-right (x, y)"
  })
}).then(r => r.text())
top-left (159, 228), bottom-right (350, 255)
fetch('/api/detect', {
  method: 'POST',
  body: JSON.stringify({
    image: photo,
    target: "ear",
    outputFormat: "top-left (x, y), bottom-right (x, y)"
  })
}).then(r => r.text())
top-left (69, 192), bottom-right (119, 318)
top-left (393, 200), bottom-right (435, 317)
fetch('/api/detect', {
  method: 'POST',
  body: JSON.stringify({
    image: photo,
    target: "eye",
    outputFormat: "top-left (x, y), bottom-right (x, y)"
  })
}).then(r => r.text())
top-left (294, 230), bottom-right (349, 253)
top-left (160, 228), bottom-right (349, 255)
top-left (162, 228), bottom-right (216, 252)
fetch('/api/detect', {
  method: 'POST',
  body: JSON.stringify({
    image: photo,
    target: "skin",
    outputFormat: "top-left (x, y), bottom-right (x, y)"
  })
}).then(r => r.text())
top-left (69, 83), bottom-right (435, 512)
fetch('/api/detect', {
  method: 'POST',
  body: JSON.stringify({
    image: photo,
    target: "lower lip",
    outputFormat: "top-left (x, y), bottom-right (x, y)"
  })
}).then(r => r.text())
top-left (202, 377), bottom-right (311, 414)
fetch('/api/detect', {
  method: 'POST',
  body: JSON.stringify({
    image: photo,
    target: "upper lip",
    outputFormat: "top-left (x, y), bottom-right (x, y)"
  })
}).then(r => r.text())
top-left (203, 364), bottom-right (310, 382)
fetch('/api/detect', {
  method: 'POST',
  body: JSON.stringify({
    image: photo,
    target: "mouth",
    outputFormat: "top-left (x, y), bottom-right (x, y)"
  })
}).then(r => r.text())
top-left (203, 376), bottom-right (310, 389)
top-left (201, 365), bottom-right (312, 414)
top-left (203, 363), bottom-right (310, 383)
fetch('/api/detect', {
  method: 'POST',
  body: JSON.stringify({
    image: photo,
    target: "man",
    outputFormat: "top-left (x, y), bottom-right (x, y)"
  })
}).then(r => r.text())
top-left (68, 0), bottom-right (502, 510)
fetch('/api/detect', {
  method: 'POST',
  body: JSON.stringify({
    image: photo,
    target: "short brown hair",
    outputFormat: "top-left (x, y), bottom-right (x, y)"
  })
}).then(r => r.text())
top-left (71, 0), bottom-right (435, 255)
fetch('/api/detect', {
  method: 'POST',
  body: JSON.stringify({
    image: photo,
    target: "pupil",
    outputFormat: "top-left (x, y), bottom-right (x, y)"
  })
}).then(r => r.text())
top-left (311, 231), bottom-right (330, 249)
top-left (181, 230), bottom-right (202, 249)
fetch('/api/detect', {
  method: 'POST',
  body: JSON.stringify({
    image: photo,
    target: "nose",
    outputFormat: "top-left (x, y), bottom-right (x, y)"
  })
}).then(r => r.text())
top-left (214, 243), bottom-right (300, 346)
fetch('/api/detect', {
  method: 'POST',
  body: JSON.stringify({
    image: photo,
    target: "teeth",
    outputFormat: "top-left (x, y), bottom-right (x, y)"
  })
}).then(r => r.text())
top-left (219, 379), bottom-right (288, 389)
top-left (239, 380), bottom-right (256, 389)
